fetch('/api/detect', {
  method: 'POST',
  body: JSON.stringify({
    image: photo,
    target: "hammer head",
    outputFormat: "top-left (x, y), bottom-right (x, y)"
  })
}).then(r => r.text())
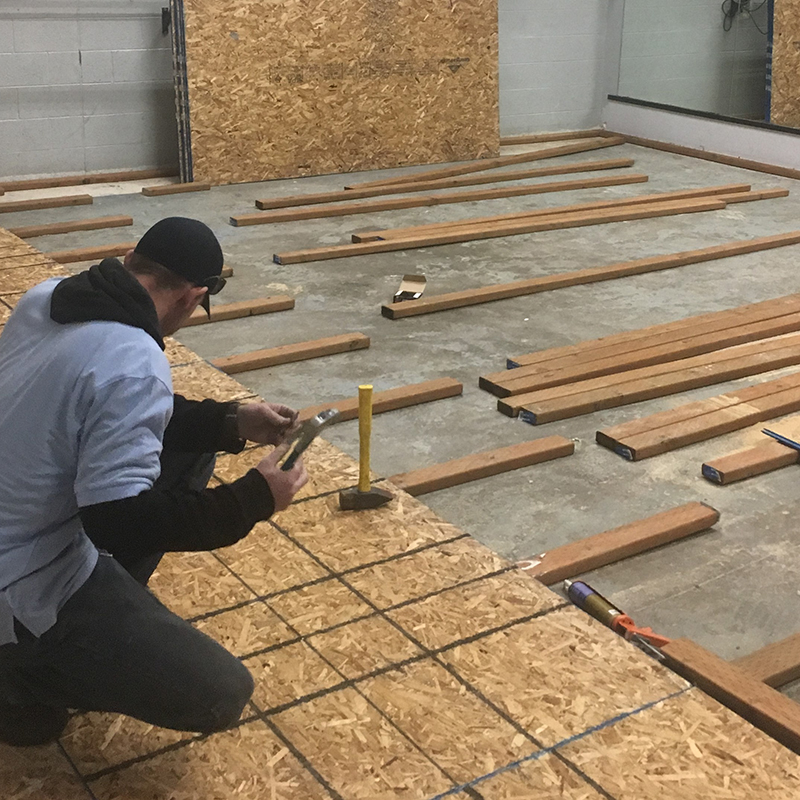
top-left (338, 486), bottom-right (394, 511)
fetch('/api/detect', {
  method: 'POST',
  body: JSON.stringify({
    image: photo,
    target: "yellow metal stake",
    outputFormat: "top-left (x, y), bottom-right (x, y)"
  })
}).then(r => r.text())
top-left (358, 384), bottom-right (372, 493)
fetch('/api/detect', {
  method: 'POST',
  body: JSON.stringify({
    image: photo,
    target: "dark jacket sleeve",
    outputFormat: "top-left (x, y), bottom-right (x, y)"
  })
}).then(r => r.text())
top-left (162, 394), bottom-right (246, 454)
top-left (78, 469), bottom-right (274, 565)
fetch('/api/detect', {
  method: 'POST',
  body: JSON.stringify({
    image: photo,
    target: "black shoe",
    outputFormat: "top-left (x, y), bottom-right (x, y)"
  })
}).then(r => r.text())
top-left (0, 702), bottom-right (69, 747)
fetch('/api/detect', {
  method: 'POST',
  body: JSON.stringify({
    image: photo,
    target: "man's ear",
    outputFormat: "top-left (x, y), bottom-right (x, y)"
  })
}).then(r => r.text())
top-left (122, 249), bottom-right (135, 267)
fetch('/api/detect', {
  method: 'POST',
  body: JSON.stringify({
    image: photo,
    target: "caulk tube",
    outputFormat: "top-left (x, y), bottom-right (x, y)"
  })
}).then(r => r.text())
top-left (563, 580), bottom-right (631, 630)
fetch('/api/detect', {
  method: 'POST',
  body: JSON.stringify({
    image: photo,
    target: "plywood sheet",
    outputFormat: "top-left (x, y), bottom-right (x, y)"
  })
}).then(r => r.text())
top-left (90, 722), bottom-right (332, 799)
top-left (308, 614), bottom-right (423, 680)
top-left (214, 522), bottom-right (329, 596)
top-left (61, 712), bottom-right (194, 778)
top-left (439, 607), bottom-right (688, 747)
top-left (561, 688), bottom-right (800, 799)
top-left (266, 578), bottom-right (373, 636)
top-left (181, 0), bottom-right (499, 184)
top-left (0, 741), bottom-right (91, 798)
top-left (771, 0), bottom-right (800, 127)
top-left (148, 551), bottom-right (255, 619)
top-left (360, 659), bottom-right (537, 783)
top-left (387, 569), bottom-right (562, 651)
top-left (274, 487), bottom-right (465, 573)
top-left (273, 685), bottom-right (454, 798)
top-left (346, 537), bottom-right (510, 609)
top-left (244, 640), bottom-right (341, 711)
top-left (193, 600), bottom-right (296, 657)
top-left (214, 437), bottom-right (365, 501)
top-left (164, 336), bottom-right (202, 366)
top-left (0, 263), bottom-right (66, 293)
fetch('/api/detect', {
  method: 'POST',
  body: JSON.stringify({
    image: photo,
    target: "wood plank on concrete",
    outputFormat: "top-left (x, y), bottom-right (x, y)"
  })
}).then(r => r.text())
top-left (210, 332), bottom-right (370, 374)
top-left (734, 633), bottom-right (800, 688)
top-left (184, 296), bottom-right (295, 326)
top-left (46, 241), bottom-right (137, 264)
top-left (382, 235), bottom-right (800, 320)
top-left (297, 378), bottom-right (463, 423)
top-left (7, 216), bottom-right (134, 239)
top-left (388, 436), bottom-right (574, 496)
top-left (518, 502), bottom-right (719, 585)
top-left (661, 637), bottom-right (800, 754)
top-left (0, 194), bottom-right (93, 214)
top-left (701, 440), bottom-right (800, 485)
top-left (142, 182), bottom-right (211, 196)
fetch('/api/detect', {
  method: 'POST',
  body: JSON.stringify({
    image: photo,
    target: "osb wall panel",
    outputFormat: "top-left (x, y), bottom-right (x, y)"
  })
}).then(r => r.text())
top-left (182, 0), bottom-right (499, 184)
top-left (771, 0), bottom-right (800, 127)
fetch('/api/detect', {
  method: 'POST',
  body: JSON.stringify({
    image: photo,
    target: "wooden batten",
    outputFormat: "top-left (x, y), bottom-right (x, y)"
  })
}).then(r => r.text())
top-left (46, 241), bottom-right (137, 264)
top-left (232, 173), bottom-right (649, 226)
top-left (184, 296), bottom-right (295, 327)
top-left (7, 216), bottom-right (134, 239)
top-left (297, 378), bottom-right (463, 423)
top-left (596, 373), bottom-right (800, 461)
top-left (253, 157), bottom-right (636, 210)
top-left (210, 333), bottom-right (370, 374)
top-left (0, 167), bottom-right (177, 193)
top-left (273, 197), bottom-right (726, 265)
top-left (518, 502), bottom-right (719, 585)
top-left (382, 234), bottom-right (800, 320)
top-left (220, 266), bottom-right (233, 278)
top-left (388, 436), bottom-right (574, 496)
top-left (344, 136), bottom-right (626, 190)
top-left (499, 128), bottom-right (607, 146)
top-left (141, 182), bottom-right (212, 196)
top-left (485, 310), bottom-right (800, 398)
top-left (702, 440), bottom-right (800, 485)
top-left (354, 184), bottom-right (750, 242)
top-left (734, 633), bottom-right (800, 688)
top-left (662, 637), bottom-right (800, 754)
top-left (0, 194), bottom-right (94, 214)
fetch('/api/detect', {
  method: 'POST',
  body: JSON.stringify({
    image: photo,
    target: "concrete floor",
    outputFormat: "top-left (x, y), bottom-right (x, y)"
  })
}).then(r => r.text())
top-left (9, 142), bottom-right (800, 690)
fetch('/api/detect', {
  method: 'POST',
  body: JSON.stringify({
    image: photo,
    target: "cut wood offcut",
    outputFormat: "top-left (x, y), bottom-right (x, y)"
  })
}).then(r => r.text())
top-left (388, 436), bottom-right (574, 496)
top-left (210, 333), bottom-right (369, 374)
top-left (517, 502), bottom-right (719, 585)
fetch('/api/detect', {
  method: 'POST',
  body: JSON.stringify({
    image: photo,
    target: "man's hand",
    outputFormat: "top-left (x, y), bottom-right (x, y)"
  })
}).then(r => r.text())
top-left (255, 443), bottom-right (308, 512)
top-left (237, 402), bottom-right (298, 446)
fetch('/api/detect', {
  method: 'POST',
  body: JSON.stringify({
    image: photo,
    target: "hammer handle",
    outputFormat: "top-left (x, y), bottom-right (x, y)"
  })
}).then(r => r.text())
top-left (358, 385), bottom-right (372, 492)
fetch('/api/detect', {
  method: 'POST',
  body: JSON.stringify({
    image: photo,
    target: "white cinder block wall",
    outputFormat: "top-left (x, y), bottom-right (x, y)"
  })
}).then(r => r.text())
top-left (0, 1), bottom-right (177, 180)
top-left (618, 0), bottom-right (770, 120)
top-left (0, 1), bottom-right (623, 179)
top-left (498, 0), bottom-right (625, 136)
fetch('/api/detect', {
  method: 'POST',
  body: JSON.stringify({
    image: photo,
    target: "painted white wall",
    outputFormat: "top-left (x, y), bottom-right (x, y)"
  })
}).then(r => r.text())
top-left (618, 0), bottom-right (770, 120)
top-left (0, 0), bottom-right (626, 178)
top-left (0, 1), bottom-right (177, 180)
top-left (498, 0), bottom-right (625, 136)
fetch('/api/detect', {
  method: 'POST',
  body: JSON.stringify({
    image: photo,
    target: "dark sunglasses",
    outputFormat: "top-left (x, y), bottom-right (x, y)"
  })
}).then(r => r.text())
top-left (199, 275), bottom-right (226, 295)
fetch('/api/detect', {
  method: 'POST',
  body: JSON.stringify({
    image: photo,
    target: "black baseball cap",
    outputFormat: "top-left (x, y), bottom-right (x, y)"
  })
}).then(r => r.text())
top-left (135, 217), bottom-right (226, 314)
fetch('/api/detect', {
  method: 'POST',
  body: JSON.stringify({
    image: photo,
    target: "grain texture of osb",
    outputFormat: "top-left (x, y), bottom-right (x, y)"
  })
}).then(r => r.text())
top-left (266, 578), bottom-right (372, 636)
top-left (214, 437), bottom-right (366, 501)
top-left (274, 487), bottom-right (466, 572)
top-left (460, 753), bottom-right (605, 799)
top-left (307, 614), bottom-right (423, 680)
top-left (561, 687), bottom-right (800, 799)
top-left (192, 600), bottom-right (296, 657)
top-left (360, 659), bottom-right (537, 783)
top-left (89, 722), bottom-right (332, 800)
top-left (214, 522), bottom-right (328, 596)
top-left (170, 360), bottom-right (256, 402)
top-left (148, 551), bottom-right (254, 618)
top-left (0, 253), bottom-right (54, 270)
top-left (164, 336), bottom-right (203, 366)
top-left (771, 0), bottom-right (800, 128)
top-left (182, 0), bottom-right (499, 184)
top-left (60, 712), bottom-right (194, 777)
top-left (244, 640), bottom-right (341, 711)
top-left (438, 606), bottom-right (688, 747)
top-left (387, 569), bottom-right (563, 651)
top-left (345, 537), bottom-right (510, 609)
top-left (273, 686), bottom-right (454, 798)
top-left (0, 741), bottom-right (91, 799)
top-left (0, 263), bottom-right (67, 293)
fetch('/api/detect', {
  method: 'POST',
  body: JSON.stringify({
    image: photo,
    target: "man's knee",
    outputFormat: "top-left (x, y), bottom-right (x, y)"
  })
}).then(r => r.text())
top-left (194, 658), bottom-right (254, 733)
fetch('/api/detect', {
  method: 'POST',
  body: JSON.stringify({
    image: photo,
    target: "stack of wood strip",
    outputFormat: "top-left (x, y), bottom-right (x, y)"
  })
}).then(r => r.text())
top-left (596, 371), bottom-right (800, 460)
top-left (481, 294), bottom-right (800, 422)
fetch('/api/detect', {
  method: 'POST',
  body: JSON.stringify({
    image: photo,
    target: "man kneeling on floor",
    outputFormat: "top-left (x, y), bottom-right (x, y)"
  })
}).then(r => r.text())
top-left (0, 217), bottom-right (307, 746)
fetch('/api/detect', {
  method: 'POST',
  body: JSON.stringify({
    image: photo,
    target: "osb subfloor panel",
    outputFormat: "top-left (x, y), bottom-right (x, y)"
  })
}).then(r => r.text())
top-left (4, 228), bottom-right (800, 799)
